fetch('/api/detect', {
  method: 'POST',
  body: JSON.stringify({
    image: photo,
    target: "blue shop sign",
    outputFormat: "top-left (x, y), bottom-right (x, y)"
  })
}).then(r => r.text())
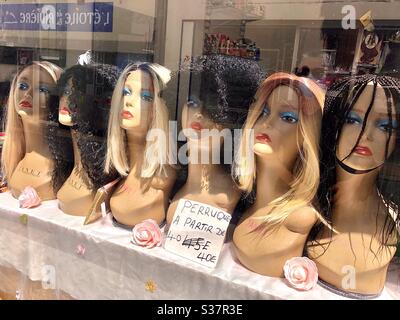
top-left (0, 2), bottom-right (113, 32)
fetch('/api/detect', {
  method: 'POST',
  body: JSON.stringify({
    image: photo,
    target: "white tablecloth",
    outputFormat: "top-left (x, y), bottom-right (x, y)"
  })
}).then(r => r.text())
top-left (0, 191), bottom-right (399, 300)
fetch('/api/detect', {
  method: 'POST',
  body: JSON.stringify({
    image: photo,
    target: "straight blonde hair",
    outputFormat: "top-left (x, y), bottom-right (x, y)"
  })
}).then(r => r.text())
top-left (1, 61), bottom-right (62, 183)
top-left (233, 72), bottom-right (327, 231)
top-left (105, 62), bottom-right (172, 178)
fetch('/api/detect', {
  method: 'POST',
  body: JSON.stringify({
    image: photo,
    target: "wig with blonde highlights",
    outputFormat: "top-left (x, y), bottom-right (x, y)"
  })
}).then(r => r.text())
top-left (233, 72), bottom-right (326, 231)
top-left (1, 61), bottom-right (62, 183)
top-left (105, 62), bottom-right (172, 179)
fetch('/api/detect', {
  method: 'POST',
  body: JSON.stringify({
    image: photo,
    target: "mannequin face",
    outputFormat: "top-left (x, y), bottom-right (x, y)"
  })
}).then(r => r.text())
top-left (14, 65), bottom-right (55, 123)
top-left (120, 70), bottom-right (154, 135)
top-left (58, 78), bottom-right (73, 126)
top-left (252, 85), bottom-right (301, 167)
top-left (336, 83), bottom-right (397, 171)
top-left (181, 98), bottom-right (225, 150)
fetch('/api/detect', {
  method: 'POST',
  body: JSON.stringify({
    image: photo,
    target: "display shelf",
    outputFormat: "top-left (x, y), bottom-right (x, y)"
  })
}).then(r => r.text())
top-left (0, 191), bottom-right (399, 300)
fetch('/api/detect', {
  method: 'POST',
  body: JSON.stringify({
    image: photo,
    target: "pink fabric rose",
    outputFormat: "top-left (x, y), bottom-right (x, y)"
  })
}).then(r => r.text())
top-left (131, 219), bottom-right (162, 249)
top-left (283, 257), bottom-right (318, 291)
top-left (18, 186), bottom-right (41, 209)
top-left (76, 244), bottom-right (86, 256)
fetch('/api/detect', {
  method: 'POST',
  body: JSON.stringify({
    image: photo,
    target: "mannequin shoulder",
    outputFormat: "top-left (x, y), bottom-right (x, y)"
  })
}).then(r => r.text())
top-left (285, 206), bottom-right (319, 235)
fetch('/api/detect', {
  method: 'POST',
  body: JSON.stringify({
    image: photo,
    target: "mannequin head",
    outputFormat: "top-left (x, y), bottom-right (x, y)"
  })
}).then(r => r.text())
top-left (105, 62), bottom-right (171, 178)
top-left (182, 54), bottom-right (263, 127)
top-left (315, 75), bottom-right (400, 244)
top-left (56, 64), bottom-right (117, 134)
top-left (47, 63), bottom-right (120, 192)
top-left (233, 72), bottom-right (325, 229)
top-left (2, 61), bottom-right (62, 182)
top-left (181, 54), bottom-right (263, 159)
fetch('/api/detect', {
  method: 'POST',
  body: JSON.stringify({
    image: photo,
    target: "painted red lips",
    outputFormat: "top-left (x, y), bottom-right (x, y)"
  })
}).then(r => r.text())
top-left (121, 110), bottom-right (134, 119)
top-left (59, 106), bottom-right (71, 115)
top-left (190, 121), bottom-right (203, 131)
top-left (19, 101), bottom-right (32, 109)
top-left (256, 133), bottom-right (272, 144)
top-left (354, 146), bottom-right (373, 156)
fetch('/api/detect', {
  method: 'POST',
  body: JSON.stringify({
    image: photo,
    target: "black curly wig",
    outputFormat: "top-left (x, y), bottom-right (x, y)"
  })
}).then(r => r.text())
top-left (181, 54), bottom-right (264, 129)
top-left (310, 74), bottom-right (400, 248)
top-left (170, 55), bottom-right (264, 219)
top-left (47, 63), bottom-right (120, 192)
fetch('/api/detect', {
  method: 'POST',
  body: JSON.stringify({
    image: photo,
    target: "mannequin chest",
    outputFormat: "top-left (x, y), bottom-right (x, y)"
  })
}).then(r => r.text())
top-left (57, 167), bottom-right (95, 216)
top-left (110, 173), bottom-right (172, 227)
top-left (307, 228), bottom-right (397, 294)
top-left (232, 210), bottom-right (309, 277)
top-left (9, 154), bottom-right (55, 201)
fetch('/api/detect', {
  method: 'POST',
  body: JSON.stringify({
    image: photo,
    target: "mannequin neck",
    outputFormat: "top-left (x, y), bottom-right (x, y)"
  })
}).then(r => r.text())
top-left (186, 141), bottom-right (227, 187)
top-left (126, 129), bottom-right (147, 174)
top-left (71, 130), bottom-right (82, 168)
top-left (22, 118), bottom-right (51, 158)
top-left (253, 156), bottom-right (293, 210)
top-left (333, 165), bottom-right (380, 218)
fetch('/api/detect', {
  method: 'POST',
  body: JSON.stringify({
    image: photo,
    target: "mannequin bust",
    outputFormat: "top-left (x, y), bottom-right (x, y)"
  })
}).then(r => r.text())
top-left (105, 62), bottom-right (176, 227)
top-left (166, 54), bottom-right (263, 226)
top-left (47, 64), bottom-right (120, 216)
top-left (2, 61), bottom-right (62, 200)
top-left (232, 73), bottom-right (325, 277)
top-left (307, 75), bottom-right (400, 297)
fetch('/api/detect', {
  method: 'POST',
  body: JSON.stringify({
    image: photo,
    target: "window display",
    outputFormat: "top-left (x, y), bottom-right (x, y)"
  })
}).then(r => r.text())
top-left (0, 0), bottom-right (399, 302)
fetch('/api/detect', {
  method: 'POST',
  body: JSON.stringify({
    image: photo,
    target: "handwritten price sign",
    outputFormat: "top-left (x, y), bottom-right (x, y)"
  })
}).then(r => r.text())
top-left (164, 199), bottom-right (231, 268)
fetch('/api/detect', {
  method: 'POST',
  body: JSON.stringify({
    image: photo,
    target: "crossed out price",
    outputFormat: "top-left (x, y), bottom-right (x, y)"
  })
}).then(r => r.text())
top-left (166, 231), bottom-right (217, 263)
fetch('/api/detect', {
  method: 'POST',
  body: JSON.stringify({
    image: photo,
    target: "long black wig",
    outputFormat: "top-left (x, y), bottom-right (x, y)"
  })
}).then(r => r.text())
top-left (310, 74), bottom-right (400, 248)
top-left (47, 63), bottom-right (120, 192)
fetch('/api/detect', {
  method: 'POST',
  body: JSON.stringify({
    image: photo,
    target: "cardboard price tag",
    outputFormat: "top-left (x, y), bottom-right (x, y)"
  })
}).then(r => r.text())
top-left (164, 199), bottom-right (231, 268)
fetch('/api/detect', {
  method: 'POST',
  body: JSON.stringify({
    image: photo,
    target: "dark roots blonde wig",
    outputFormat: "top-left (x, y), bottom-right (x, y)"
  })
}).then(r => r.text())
top-left (104, 62), bottom-right (172, 179)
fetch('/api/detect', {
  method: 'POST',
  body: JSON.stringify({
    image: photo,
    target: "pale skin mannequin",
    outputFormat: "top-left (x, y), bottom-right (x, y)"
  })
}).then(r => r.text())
top-left (233, 85), bottom-right (318, 277)
top-left (110, 70), bottom-right (176, 227)
top-left (56, 79), bottom-right (98, 216)
top-left (9, 65), bottom-right (56, 201)
top-left (308, 83), bottom-right (398, 295)
top-left (166, 100), bottom-right (241, 227)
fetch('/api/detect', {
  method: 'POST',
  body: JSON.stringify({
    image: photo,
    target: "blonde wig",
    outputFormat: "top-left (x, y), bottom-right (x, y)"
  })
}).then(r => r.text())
top-left (1, 61), bottom-right (62, 183)
top-left (233, 72), bottom-right (326, 230)
top-left (105, 62), bottom-right (172, 178)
